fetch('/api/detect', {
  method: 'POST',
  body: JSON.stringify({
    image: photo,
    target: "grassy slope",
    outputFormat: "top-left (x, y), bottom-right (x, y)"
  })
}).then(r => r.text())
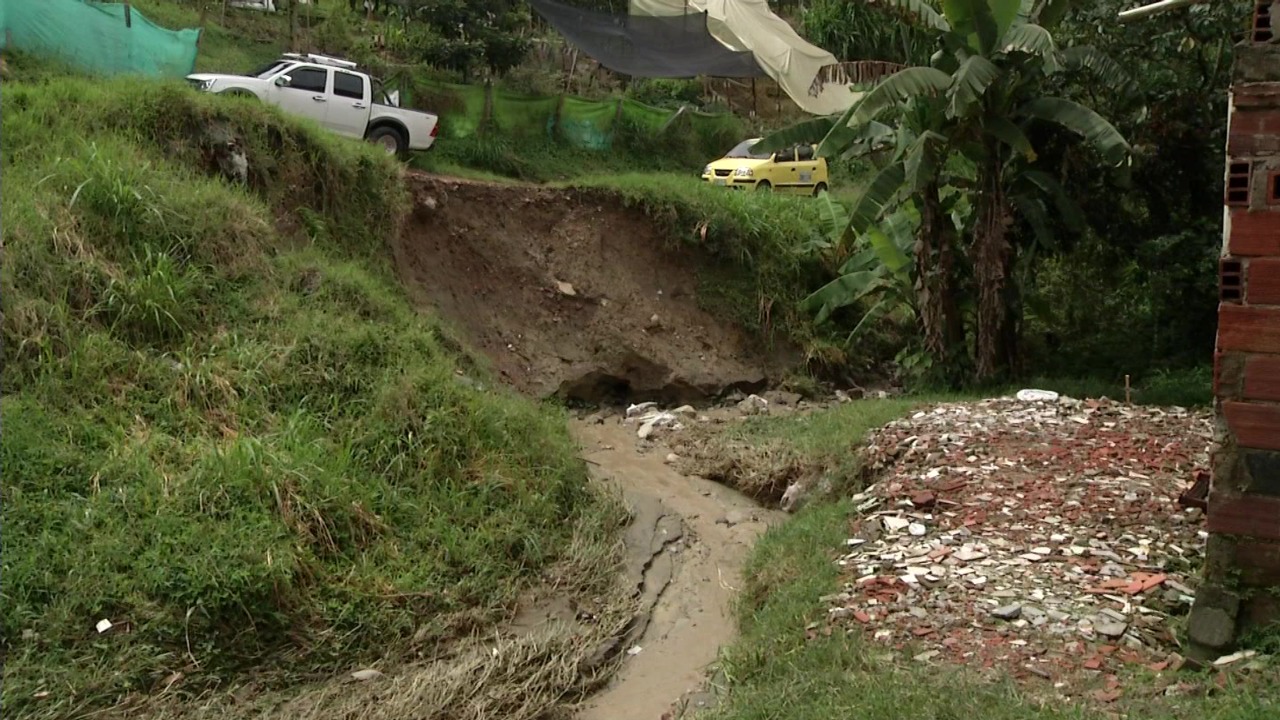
top-left (702, 401), bottom-right (1275, 720)
top-left (0, 70), bottom-right (620, 716)
top-left (130, 0), bottom-right (290, 73)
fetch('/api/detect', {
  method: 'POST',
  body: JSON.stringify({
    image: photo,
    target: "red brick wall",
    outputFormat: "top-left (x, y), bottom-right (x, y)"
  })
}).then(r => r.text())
top-left (1189, 6), bottom-right (1280, 661)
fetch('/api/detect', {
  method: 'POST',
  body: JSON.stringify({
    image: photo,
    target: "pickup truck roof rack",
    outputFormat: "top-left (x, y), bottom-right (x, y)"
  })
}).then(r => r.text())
top-left (280, 52), bottom-right (359, 70)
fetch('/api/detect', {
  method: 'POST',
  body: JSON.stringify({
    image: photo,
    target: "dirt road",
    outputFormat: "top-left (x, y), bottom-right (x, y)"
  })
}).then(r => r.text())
top-left (571, 418), bottom-right (783, 720)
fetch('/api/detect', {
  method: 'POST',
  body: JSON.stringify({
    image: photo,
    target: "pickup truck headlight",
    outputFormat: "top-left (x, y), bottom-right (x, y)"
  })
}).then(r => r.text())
top-left (702, 165), bottom-right (711, 176)
top-left (187, 78), bottom-right (215, 92)
top-left (734, 167), bottom-right (754, 178)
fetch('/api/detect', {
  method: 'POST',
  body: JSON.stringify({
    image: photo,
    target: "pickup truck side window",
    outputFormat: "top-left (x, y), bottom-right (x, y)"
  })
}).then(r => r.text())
top-left (333, 71), bottom-right (365, 100)
top-left (285, 67), bottom-right (328, 93)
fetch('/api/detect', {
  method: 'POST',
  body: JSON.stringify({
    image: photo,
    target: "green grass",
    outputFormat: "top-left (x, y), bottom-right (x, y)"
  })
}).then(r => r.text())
top-left (1017, 367), bottom-right (1213, 408)
top-left (131, 0), bottom-right (293, 73)
top-left (705, 398), bottom-right (1276, 720)
top-left (1, 70), bottom-right (619, 717)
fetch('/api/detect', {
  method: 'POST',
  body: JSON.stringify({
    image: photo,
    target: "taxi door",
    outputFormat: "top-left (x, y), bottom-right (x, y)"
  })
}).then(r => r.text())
top-left (794, 144), bottom-right (821, 194)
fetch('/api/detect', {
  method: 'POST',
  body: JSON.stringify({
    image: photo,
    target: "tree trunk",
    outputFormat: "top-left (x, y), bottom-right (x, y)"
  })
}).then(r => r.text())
top-left (974, 156), bottom-right (1014, 383)
top-left (916, 182), bottom-right (965, 383)
top-left (915, 187), bottom-right (945, 359)
top-left (288, 0), bottom-right (298, 52)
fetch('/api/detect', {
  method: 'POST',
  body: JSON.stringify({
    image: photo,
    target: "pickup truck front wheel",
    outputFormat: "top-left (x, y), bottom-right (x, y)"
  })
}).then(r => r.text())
top-left (367, 126), bottom-right (407, 158)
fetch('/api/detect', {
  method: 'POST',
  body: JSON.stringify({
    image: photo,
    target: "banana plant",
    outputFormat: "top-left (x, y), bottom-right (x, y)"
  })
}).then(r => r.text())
top-left (759, 0), bottom-right (1134, 382)
top-left (802, 196), bottom-right (918, 340)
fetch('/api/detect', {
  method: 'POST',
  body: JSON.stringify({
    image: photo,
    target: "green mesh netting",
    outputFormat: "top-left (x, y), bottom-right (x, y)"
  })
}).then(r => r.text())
top-left (556, 96), bottom-right (619, 150)
top-left (415, 80), bottom-right (740, 152)
top-left (492, 89), bottom-right (560, 141)
top-left (0, 0), bottom-right (200, 77)
top-left (413, 81), bottom-right (487, 140)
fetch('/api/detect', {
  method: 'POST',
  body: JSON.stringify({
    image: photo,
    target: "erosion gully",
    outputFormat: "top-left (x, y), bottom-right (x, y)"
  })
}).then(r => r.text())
top-left (570, 417), bottom-right (783, 720)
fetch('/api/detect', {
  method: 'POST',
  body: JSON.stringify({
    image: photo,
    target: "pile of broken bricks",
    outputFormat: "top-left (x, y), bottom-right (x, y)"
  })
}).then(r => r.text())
top-left (818, 394), bottom-right (1270, 698)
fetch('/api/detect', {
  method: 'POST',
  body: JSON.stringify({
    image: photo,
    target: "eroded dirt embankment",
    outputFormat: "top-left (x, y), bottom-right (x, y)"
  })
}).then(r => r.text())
top-left (388, 173), bottom-right (793, 718)
top-left (394, 173), bottom-right (787, 404)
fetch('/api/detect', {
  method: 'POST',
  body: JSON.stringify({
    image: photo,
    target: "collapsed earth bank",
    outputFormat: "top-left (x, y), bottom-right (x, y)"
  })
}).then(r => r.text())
top-left (395, 173), bottom-right (796, 405)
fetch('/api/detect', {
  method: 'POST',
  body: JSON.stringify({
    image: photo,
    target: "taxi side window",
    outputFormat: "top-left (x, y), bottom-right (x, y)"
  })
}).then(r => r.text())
top-left (797, 145), bottom-right (815, 161)
top-left (776, 147), bottom-right (797, 163)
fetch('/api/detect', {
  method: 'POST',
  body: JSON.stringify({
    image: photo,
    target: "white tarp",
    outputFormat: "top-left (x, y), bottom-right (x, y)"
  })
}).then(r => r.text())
top-left (631, 0), bottom-right (860, 115)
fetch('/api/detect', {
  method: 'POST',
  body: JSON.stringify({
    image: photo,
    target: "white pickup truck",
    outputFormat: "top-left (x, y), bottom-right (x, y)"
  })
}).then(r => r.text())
top-left (186, 53), bottom-right (438, 157)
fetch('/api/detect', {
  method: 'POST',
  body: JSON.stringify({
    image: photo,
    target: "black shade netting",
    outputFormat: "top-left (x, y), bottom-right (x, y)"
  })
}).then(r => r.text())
top-left (528, 0), bottom-right (767, 78)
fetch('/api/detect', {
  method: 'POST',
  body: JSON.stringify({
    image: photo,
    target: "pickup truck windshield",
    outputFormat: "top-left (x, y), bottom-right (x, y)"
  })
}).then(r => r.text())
top-left (249, 60), bottom-right (290, 79)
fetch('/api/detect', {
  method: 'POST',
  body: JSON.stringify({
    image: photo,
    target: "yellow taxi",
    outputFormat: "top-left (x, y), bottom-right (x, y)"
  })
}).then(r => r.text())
top-left (701, 138), bottom-right (829, 195)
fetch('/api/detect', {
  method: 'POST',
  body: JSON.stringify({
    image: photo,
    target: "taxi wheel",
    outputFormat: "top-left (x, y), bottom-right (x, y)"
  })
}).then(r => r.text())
top-left (755, 180), bottom-right (772, 192)
top-left (813, 182), bottom-right (828, 197)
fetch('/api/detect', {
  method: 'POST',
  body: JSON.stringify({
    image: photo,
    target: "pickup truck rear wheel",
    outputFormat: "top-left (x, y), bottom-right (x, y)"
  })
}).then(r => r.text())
top-left (367, 125), bottom-right (407, 158)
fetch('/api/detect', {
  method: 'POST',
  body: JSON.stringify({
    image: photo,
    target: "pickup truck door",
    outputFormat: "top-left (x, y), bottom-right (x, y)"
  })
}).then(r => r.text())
top-left (329, 70), bottom-right (371, 138)
top-left (271, 66), bottom-right (331, 126)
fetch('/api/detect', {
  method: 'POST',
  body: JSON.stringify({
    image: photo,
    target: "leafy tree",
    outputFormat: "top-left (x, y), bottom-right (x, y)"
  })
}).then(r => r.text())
top-left (384, 0), bottom-right (532, 79)
top-left (764, 0), bottom-right (1132, 384)
top-left (801, 0), bottom-right (937, 66)
top-left (1017, 0), bottom-right (1245, 379)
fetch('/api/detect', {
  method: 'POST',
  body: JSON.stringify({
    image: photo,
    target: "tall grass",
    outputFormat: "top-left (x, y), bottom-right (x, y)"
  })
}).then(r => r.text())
top-left (1, 71), bottom-right (615, 717)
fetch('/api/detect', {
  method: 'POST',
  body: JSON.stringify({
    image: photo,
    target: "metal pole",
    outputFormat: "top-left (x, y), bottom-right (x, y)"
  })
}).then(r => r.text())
top-left (1118, 0), bottom-right (1203, 22)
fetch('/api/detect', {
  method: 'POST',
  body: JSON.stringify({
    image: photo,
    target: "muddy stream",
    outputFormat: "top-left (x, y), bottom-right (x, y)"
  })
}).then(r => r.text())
top-left (571, 419), bottom-right (783, 720)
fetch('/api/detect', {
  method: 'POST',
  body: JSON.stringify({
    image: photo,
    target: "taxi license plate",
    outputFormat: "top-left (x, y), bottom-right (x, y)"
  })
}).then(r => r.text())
top-left (713, 178), bottom-right (726, 186)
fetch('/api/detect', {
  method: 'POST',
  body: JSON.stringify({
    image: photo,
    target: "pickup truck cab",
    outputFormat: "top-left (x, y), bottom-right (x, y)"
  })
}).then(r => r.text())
top-left (186, 53), bottom-right (438, 157)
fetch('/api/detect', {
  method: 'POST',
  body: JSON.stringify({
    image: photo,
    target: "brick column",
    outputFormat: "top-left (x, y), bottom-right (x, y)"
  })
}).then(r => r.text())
top-left (1187, 16), bottom-right (1280, 660)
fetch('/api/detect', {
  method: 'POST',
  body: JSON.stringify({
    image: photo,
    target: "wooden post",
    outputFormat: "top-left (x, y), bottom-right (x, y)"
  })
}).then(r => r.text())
top-left (564, 48), bottom-right (578, 95)
top-left (196, 4), bottom-right (209, 50)
top-left (481, 79), bottom-right (494, 134)
top-left (751, 77), bottom-right (758, 117)
top-left (552, 93), bottom-right (566, 139)
top-left (221, 0), bottom-right (228, 26)
top-left (124, 2), bottom-right (133, 28)
top-left (289, 0), bottom-right (298, 52)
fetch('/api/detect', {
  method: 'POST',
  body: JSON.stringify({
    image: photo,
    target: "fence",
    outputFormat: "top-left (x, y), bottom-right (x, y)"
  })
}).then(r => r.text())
top-left (400, 79), bottom-right (745, 154)
top-left (0, 0), bottom-right (200, 77)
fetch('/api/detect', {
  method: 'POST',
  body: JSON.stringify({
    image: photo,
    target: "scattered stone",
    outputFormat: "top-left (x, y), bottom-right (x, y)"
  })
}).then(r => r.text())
top-left (992, 604), bottom-right (1023, 621)
top-left (736, 394), bottom-right (769, 416)
top-left (1212, 649), bottom-right (1257, 666)
top-left (817, 395), bottom-right (1211, 696)
top-left (762, 390), bottom-right (802, 407)
top-left (1095, 620), bottom-right (1128, 638)
top-left (554, 280), bottom-right (577, 296)
top-left (351, 669), bottom-right (384, 681)
top-left (911, 491), bottom-right (937, 508)
top-left (665, 453), bottom-right (679, 464)
top-left (626, 402), bottom-right (658, 418)
top-left (780, 481), bottom-right (807, 512)
top-left (883, 516), bottom-right (911, 532)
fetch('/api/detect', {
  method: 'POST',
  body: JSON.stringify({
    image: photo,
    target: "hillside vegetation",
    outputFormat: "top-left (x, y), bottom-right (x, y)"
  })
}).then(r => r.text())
top-left (0, 68), bottom-right (622, 716)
